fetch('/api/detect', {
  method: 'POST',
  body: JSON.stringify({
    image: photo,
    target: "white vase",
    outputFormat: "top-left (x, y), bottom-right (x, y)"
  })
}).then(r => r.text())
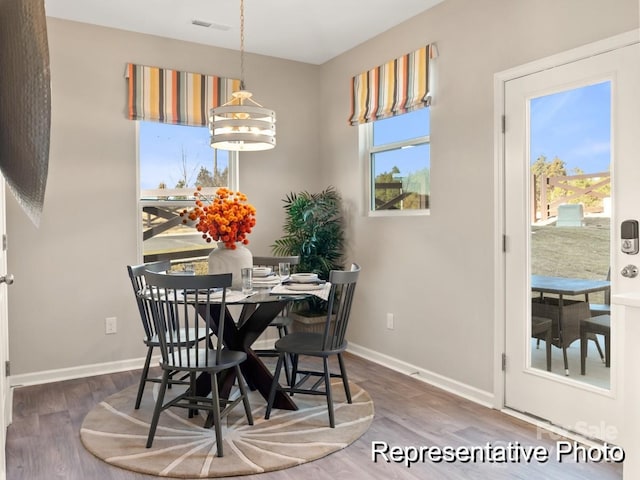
top-left (208, 242), bottom-right (253, 289)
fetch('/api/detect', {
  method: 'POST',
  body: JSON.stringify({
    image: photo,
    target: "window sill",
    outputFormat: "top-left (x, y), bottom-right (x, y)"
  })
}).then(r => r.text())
top-left (367, 209), bottom-right (430, 218)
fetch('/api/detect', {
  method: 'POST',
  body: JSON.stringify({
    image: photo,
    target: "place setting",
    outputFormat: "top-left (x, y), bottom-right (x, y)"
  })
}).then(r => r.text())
top-left (250, 265), bottom-right (282, 288)
top-left (180, 287), bottom-right (252, 303)
top-left (270, 272), bottom-right (332, 300)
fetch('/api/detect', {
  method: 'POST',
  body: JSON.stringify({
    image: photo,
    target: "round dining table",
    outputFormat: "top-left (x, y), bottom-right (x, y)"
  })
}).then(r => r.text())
top-left (195, 288), bottom-right (308, 423)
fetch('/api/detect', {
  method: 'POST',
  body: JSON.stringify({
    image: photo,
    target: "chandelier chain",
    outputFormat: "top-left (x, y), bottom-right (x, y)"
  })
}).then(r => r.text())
top-left (239, 0), bottom-right (245, 89)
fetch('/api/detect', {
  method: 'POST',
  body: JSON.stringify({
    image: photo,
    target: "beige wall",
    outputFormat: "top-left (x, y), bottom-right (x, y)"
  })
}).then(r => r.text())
top-left (7, 18), bottom-right (322, 375)
top-left (7, 0), bottom-right (638, 400)
top-left (319, 0), bottom-right (638, 394)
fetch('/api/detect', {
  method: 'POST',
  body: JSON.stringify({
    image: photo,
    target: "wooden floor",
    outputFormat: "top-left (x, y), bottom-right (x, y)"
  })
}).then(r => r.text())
top-left (6, 353), bottom-right (623, 479)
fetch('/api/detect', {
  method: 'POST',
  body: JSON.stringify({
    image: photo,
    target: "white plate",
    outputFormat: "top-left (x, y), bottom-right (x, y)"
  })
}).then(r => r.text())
top-left (285, 283), bottom-right (324, 291)
top-left (252, 267), bottom-right (272, 277)
top-left (290, 273), bottom-right (319, 283)
top-left (252, 277), bottom-right (281, 285)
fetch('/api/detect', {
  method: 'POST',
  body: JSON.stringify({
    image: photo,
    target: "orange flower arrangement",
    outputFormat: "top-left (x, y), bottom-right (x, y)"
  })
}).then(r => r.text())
top-left (180, 187), bottom-right (256, 249)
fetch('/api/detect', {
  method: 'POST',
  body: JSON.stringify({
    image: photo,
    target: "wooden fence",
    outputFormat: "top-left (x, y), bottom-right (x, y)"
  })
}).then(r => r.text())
top-left (142, 200), bottom-right (213, 262)
top-left (532, 171), bottom-right (610, 223)
top-left (374, 182), bottom-right (429, 210)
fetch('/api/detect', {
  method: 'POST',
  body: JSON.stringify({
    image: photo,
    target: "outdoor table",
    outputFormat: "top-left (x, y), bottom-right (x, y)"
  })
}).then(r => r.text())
top-left (531, 275), bottom-right (610, 375)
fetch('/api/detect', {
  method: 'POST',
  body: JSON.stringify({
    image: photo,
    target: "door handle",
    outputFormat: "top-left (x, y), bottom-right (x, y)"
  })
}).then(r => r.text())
top-left (0, 274), bottom-right (14, 285)
top-left (621, 265), bottom-right (638, 278)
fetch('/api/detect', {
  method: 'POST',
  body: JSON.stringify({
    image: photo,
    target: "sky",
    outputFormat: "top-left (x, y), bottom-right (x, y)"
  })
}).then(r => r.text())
top-left (139, 81), bottom-right (611, 190)
top-left (140, 110), bottom-right (432, 192)
top-left (530, 81), bottom-right (611, 174)
top-left (139, 121), bottom-right (225, 190)
top-left (371, 108), bottom-right (430, 182)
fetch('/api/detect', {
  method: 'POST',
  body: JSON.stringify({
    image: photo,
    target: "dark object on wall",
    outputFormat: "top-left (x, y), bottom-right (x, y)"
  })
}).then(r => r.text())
top-left (0, 0), bottom-right (50, 226)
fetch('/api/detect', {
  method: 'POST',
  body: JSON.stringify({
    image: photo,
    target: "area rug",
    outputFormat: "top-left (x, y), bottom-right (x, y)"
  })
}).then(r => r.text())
top-left (80, 380), bottom-right (374, 478)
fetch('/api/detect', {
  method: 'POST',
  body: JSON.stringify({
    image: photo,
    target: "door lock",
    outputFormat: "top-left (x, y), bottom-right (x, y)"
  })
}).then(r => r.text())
top-left (621, 265), bottom-right (638, 278)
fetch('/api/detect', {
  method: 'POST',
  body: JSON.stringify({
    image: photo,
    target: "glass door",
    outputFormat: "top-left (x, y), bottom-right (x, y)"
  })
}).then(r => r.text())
top-left (529, 82), bottom-right (611, 388)
top-left (504, 42), bottom-right (640, 442)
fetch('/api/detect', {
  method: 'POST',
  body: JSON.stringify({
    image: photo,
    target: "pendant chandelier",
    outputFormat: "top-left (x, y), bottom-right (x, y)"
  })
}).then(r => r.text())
top-left (209, 0), bottom-right (276, 151)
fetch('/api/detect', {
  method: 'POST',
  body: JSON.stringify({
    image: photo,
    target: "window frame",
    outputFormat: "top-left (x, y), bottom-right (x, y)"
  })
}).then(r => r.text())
top-left (363, 112), bottom-right (431, 217)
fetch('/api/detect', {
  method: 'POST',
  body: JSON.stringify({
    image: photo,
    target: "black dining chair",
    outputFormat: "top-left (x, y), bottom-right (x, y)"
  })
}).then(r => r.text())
top-left (127, 261), bottom-right (209, 409)
top-left (252, 255), bottom-right (300, 384)
top-left (265, 263), bottom-right (360, 428)
top-left (143, 270), bottom-right (253, 454)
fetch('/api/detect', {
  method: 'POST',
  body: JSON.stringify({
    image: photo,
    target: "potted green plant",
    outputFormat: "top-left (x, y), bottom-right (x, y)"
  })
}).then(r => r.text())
top-left (272, 186), bottom-right (345, 331)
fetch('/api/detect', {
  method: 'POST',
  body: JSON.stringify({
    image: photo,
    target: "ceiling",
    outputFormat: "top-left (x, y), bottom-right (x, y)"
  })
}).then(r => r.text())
top-left (44, 0), bottom-right (444, 65)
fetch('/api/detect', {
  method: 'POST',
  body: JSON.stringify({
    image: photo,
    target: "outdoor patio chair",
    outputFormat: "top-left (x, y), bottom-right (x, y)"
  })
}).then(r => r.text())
top-left (581, 314), bottom-right (611, 375)
top-left (587, 268), bottom-right (611, 363)
top-left (532, 316), bottom-right (552, 371)
top-left (589, 267), bottom-right (611, 317)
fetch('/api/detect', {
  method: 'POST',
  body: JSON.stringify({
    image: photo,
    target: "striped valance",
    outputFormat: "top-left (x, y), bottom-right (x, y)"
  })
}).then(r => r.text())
top-left (349, 44), bottom-right (436, 126)
top-left (126, 63), bottom-right (240, 126)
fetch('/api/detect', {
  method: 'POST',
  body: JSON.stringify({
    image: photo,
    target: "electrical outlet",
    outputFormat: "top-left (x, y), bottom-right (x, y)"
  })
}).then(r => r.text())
top-left (105, 317), bottom-right (117, 335)
top-left (386, 313), bottom-right (394, 330)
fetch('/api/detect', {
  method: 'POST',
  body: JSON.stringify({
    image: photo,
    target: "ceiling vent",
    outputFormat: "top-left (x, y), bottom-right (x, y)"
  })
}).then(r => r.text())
top-left (191, 19), bottom-right (231, 31)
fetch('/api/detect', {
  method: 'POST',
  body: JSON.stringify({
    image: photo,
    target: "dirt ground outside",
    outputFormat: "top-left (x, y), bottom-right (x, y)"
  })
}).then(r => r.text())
top-left (531, 216), bottom-right (610, 303)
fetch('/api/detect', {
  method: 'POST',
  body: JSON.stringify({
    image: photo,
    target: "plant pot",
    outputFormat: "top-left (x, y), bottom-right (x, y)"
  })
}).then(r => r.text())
top-left (208, 242), bottom-right (253, 289)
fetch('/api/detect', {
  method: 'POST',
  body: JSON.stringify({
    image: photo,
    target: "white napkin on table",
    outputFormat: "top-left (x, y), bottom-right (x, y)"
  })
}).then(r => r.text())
top-left (270, 282), bottom-right (332, 301)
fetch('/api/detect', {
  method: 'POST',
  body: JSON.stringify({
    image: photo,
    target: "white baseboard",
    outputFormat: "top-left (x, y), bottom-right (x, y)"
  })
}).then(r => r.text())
top-left (9, 338), bottom-right (277, 389)
top-left (9, 340), bottom-right (493, 414)
top-left (347, 342), bottom-right (495, 408)
top-left (9, 357), bottom-right (148, 388)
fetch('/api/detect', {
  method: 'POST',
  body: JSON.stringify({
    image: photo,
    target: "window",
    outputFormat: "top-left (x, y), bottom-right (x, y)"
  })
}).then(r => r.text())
top-left (138, 121), bottom-right (238, 261)
top-left (366, 108), bottom-right (430, 215)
